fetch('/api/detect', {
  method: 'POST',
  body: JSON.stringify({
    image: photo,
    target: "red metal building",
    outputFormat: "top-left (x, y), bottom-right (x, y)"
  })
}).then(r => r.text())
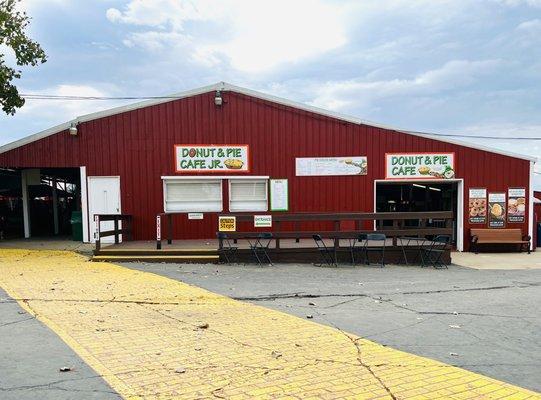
top-left (0, 82), bottom-right (536, 251)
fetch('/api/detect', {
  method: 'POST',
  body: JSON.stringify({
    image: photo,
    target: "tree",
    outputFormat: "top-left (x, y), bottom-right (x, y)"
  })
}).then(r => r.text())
top-left (0, 0), bottom-right (46, 115)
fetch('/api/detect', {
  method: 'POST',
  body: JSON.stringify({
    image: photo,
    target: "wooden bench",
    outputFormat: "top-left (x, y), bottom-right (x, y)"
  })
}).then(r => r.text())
top-left (470, 229), bottom-right (530, 254)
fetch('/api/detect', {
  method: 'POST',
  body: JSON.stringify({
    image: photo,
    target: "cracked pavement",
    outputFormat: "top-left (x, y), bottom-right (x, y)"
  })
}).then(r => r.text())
top-left (1, 249), bottom-right (539, 399)
top-left (126, 261), bottom-right (541, 393)
top-left (0, 288), bottom-right (120, 400)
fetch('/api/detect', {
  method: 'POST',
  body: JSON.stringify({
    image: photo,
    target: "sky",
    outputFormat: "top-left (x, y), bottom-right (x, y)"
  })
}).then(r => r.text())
top-left (1, 0), bottom-right (540, 187)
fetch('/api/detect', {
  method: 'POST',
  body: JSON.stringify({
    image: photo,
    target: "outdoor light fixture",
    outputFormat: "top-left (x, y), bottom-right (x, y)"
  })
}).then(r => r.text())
top-left (69, 122), bottom-right (78, 136)
top-left (412, 183), bottom-right (426, 189)
top-left (429, 186), bottom-right (442, 192)
top-left (214, 90), bottom-right (223, 106)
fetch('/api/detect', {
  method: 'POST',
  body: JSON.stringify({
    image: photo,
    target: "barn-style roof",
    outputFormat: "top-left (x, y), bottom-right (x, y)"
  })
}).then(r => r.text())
top-left (0, 82), bottom-right (536, 162)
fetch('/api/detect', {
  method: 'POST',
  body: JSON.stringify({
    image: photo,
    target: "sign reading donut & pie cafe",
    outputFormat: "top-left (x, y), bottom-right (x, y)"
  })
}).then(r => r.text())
top-left (385, 153), bottom-right (455, 179)
top-left (175, 145), bottom-right (249, 172)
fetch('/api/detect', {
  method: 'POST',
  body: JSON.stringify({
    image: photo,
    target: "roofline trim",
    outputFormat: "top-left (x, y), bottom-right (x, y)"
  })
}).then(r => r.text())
top-left (0, 81), bottom-right (537, 162)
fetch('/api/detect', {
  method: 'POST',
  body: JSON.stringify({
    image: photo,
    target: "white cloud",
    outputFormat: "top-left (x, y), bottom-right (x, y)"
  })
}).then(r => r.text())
top-left (106, 0), bottom-right (347, 72)
top-left (309, 59), bottom-right (505, 111)
top-left (17, 84), bottom-right (124, 121)
top-left (106, 0), bottom-right (205, 29)
top-left (492, 0), bottom-right (541, 7)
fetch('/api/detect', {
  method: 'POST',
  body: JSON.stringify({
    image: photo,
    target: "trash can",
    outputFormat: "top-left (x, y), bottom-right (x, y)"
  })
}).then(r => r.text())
top-left (70, 211), bottom-right (83, 241)
top-left (537, 222), bottom-right (541, 247)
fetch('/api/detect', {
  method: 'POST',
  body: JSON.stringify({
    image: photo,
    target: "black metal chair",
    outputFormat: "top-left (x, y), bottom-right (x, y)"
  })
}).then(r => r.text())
top-left (363, 233), bottom-right (386, 267)
top-left (249, 233), bottom-right (273, 265)
top-left (217, 232), bottom-right (238, 264)
top-left (313, 234), bottom-right (337, 267)
top-left (420, 235), bottom-right (451, 269)
top-left (349, 233), bottom-right (367, 265)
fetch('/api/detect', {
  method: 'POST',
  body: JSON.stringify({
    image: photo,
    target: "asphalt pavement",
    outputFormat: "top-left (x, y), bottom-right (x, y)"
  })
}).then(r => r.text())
top-left (126, 262), bottom-right (541, 392)
top-left (0, 287), bottom-right (120, 400)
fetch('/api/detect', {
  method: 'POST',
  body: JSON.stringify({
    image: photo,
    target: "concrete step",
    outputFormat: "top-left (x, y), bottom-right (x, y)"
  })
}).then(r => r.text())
top-left (94, 248), bottom-right (218, 256)
top-left (91, 254), bottom-right (219, 263)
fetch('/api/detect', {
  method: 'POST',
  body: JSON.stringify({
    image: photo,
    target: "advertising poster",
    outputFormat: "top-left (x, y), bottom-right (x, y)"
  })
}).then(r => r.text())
top-left (468, 188), bottom-right (487, 224)
top-left (270, 179), bottom-right (288, 211)
top-left (385, 153), bottom-right (455, 179)
top-left (508, 188), bottom-right (526, 223)
top-left (296, 157), bottom-right (367, 176)
top-left (488, 193), bottom-right (506, 228)
top-left (218, 216), bottom-right (236, 232)
top-left (175, 145), bottom-right (249, 173)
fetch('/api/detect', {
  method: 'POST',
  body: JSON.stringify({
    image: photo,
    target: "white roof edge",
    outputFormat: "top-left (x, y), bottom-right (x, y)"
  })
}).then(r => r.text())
top-left (0, 81), bottom-right (537, 162)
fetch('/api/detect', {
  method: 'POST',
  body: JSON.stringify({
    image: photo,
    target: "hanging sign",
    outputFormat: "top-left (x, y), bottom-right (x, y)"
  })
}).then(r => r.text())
top-left (218, 216), bottom-right (236, 232)
top-left (254, 215), bottom-right (272, 228)
top-left (468, 188), bottom-right (487, 224)
top-left (175, 145), bottom-right (249, 173)
top-left (385, 153), bottom-right (455, 179)
top-left (507, 188), bottom-right (526, 223)
top-left (295, 157), bottom-right (367, 176)
top-left (270, 179), bottom-right (288, 211)
top-left (488, 193), bottom-right (506, 228)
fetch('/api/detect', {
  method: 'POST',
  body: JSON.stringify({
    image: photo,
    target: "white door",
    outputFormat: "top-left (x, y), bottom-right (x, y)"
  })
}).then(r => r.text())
top-left (88, 176), bottom-right (121, 243)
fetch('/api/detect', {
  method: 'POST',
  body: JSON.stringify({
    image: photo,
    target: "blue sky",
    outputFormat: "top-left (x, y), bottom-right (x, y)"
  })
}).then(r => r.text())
top-left (1, 0), bottom-right (540, 187)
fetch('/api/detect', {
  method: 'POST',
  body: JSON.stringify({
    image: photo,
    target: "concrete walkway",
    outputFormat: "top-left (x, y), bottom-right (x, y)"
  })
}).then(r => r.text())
top-left (452, 250), bottom-right (541, 270)
top-left (0, 249), bottom-right (539, 399)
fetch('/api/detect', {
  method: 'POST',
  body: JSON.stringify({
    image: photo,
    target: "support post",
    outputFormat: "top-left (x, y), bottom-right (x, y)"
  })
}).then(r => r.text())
top-left (52, 178), bottom-right (59, 235)
top-left (275, 221), bottom-right (281, 249)
top-left (156, 215), bottom-right (162, 250)
top-left (21, 170), bottom-right (31, 238)
top-left (334, 220), bottom-right (340, 248)
top-left (114, 217), bottom-right (119, 244)
top-left (94, 215), bottom-right (101, 252)
top-left (167, 213), bottom-right (173, 245)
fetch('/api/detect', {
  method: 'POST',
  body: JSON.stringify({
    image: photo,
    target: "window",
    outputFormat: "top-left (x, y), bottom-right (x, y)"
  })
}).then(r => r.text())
top-left (164, 179), bottom-right (222, 212)
top-left (229, 179), bottom-right (268, 212)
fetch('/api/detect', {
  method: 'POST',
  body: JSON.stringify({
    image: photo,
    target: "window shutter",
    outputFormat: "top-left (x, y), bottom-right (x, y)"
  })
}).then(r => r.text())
top-left (229, 180), bottom-right (268, 211)
top-left (164, 180), bottom-right (222, 212)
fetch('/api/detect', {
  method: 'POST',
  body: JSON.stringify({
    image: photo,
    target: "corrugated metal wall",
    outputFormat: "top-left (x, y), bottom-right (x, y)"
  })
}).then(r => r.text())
top-left (0, 91), bottom-right (531, 248)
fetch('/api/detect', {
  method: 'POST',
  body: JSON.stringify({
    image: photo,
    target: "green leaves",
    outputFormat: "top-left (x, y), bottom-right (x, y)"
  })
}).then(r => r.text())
top-left (0, 0), bottom-right (47, 115)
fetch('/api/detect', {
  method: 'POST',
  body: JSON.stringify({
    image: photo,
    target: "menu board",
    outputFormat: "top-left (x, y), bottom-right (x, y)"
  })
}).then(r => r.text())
top-left (488, 193), bottom-right (506, 228)
top-left (508, 188), bottom-right (526, 223)
top-left (296, 157), bottom-right (367, 176)
top-left (270, 179), bottom-right (288, 211)
top-left (385, 153), bottom-right (455, 179)
top-left (468, 188), bottom-right (487, 224)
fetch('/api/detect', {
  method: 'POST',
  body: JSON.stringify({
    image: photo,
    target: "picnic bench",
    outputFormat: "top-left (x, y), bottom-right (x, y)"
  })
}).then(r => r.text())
top-left (470, 229), bottom-right (530, 254)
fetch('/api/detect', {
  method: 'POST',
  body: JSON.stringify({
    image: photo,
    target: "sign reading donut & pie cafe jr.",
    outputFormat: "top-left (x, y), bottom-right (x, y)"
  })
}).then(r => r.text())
top-left (175, 145), bottom-right (249, 172)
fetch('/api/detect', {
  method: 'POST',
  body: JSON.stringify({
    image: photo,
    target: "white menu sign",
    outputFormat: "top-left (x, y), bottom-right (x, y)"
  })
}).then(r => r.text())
top-left (270, 179), bottom-right (288, 211)
top-left (295, 157), bottom-right (367, 176)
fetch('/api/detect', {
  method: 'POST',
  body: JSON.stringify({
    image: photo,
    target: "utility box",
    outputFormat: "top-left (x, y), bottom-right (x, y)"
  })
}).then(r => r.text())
top-left (70, 211), bottom-right (83, 241)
